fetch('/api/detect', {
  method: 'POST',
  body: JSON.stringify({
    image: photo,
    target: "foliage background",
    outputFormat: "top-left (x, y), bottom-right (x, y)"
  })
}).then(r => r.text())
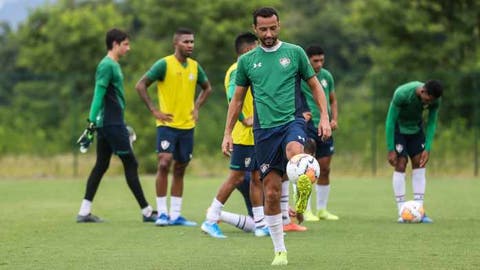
top-left (0, 0), bottom-right (478, 177)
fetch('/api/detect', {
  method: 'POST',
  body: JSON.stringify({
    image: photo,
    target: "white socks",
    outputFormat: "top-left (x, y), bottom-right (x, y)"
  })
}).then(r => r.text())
top-left (392, 171), bottom-right (406, 214)
top-left (412, 168), bottom-right (426, 206)
top-left (206, 198), bottom-right (224, 224)
top-left (252, 206), bottom-right (267, 229)
top-left (169, 196), bottom-right (182, 221)
top-left (141, 205), bottom-right (153, 217)
top-left (265, 213), bottom-right (286, 252)
top-left (220, 211), bottom-right (255, 232)
top-left (156, 197), bottom-right (168, 215)
top-left (78, 199), bottom-right (92, 216)
top-left (280, 181), bottom-right (290, 225)
top-left (316, 184), bottom-right (331, 211)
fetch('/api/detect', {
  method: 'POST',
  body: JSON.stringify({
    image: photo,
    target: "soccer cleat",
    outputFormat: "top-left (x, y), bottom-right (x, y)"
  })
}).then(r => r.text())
top-left (421, 214), bottom-right (433, 223)
top-left (271, 251), bottom-right (288, 266)
top-left (254, 226), bottom-right (270, 237)
top-left (295, 174), bottom-right (312, 214)
top-left (155, 213), bottom-right (170, 226)
top-left (283, 222), bottom-right (307, 232)
top-left (143, 210), bottom-right (158, 223)
top-left (169, 216), bottom-right (197, 226)
top-left (317, 209), bottom-right (339, 220)
top-left (201, 221), bottom-right (227, 238)
top-left (76, 213), bottom-right (103, 223)
top-left (304, 210), bottom-right (320, 221)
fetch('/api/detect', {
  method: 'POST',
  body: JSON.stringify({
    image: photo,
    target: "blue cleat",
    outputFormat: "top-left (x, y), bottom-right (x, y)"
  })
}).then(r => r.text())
top-left (254, 226), bottom-right (270, 237)
top-left (421, 214), bottom-right (433, 224)
top-left (201, 221), bottom-right (227, 238)
top-left (169, 216), bottom-right (197, 226)
top-left (155, 213), bottom-right (169, 226)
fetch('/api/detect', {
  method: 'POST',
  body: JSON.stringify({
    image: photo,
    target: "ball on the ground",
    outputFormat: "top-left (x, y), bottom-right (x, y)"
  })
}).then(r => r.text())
top-left (400, 200), bottom-right (425, 223)
top-left (286, 153), bottom-right (320, 184)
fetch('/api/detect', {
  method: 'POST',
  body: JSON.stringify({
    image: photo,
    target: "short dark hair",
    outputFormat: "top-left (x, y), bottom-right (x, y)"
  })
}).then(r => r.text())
top-left (305, 45), bottom-right (325, 58)
top-left (175, 27), bottom-right (194, 36)
top-left (424, 80), bottom-right (443, 98)
top-left (253, 7), bottom-right (279, 25)
top-left (234, 32), bottom-right (257, 54)
top-left (304, 138), bottom-right (317, 156)
top-left (106, 28), bottom-right (128, 50)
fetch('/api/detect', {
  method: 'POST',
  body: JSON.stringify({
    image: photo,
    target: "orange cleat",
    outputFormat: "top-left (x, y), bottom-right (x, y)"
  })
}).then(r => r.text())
top-left (283, 222), bottom-right (307, 232)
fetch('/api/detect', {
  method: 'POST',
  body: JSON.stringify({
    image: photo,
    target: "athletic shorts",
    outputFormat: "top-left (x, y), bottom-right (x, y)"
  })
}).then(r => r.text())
top-left (156, 126), bottom-right (194, 163)
top-left (254, 118), bottom-right (307, 179)
top-left (305, 121), bottom-right (334, 158)
top-left (97, 124), bottom-right (132, 156)
top-left (394, 129), bottom-right (425, 158)
top-left (230, 144), bottom-right (257, 171)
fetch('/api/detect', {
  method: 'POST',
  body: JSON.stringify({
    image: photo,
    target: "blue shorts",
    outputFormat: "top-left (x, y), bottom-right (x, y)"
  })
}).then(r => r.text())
top-left (156, 126), bottom-right (194, 163)
top-left (230, 144), bottom-right (257, 171)
top-left (306, 121), bottom-right (334, 158)
top-left (97, 125), bottom-right (132, 156)
top-left (394, 129), bottom-right (425, 158)
top-left (254, 118), bottom-right (307, 179)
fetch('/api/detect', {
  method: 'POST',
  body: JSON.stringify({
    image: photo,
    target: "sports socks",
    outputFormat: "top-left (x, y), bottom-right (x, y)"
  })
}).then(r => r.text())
top-left (412, 168), bottom-right (426, 206)
top-left (280, 181), bottom-right (290, 225)
top-left (156, 196), bottom-right (168, 215)
top-left (252, 206), bottom-right (267, 229)
top-left (265, 214), bottom-right (286, 252)
top-left (392, 171), bottom-right (406, 214)
top-left (169, 196), bottom-right (182, 221)
top-left (141, 205), bottom-right (153, 217)
top-left (220, 210), bottom-right (255, 232)
top-left (78, 199), bottom-right (92, 216)
top-left (206, 198), bottom-right (224, 223)
top-left (316, 184), bottom-right (330, 210)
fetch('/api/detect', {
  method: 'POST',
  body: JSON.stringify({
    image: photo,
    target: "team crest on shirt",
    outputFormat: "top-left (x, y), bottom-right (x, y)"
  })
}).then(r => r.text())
top-left (260, 163), bottom-right (270, 173)
top-left (244, 158), bottom-right (251, 168)
top-left (161, 140), bottom-right (170, 150)
top-left (321, 79), bottom-right (328, 88)
top-left (395, 144), bottom-right (403, 153)
top-left (279, 57), bottom-right (291, 68)
top-left (189, 73), bottom-right (195, 81)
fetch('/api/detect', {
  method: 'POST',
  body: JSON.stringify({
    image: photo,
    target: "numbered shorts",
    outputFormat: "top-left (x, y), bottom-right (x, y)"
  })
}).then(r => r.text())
top-left (305, 120), bottom-right (334, 158)
top-left (394, 129), bottom-right (425, 158)
top-left (156, 126), bottom-right (194, 163)
top-left (254, 118), bottom-right (307, 179)
top-left (230, 144), bottom-right (257, 171)
top-left (97, 124), bottom-right (132, 156)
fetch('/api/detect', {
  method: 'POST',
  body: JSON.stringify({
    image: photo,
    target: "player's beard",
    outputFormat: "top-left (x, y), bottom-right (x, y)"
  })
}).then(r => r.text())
top-left (260, 36), bottom-right (277, 48)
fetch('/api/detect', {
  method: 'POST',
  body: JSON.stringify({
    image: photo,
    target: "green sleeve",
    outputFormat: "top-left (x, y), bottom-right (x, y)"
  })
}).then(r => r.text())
top-left (146, 59), bottom-right (166, 82)
top-left (385, 101), bottom-right (400, 151)
top-left (226, 69), bottom-right (245, 121)
top-left (88, 63), bottom-right (111, 123)
top-left (235, 55), bottom-right (250, 87)
top-left (197, 64), bottom-right (208, 85)
top-left (425, 103), bottom-right (440, 151)
top-left (298, 47), bottom-right (316, 81)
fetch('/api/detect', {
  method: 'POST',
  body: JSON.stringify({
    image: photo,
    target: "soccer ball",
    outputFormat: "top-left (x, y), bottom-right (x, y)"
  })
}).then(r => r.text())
top-left (400, 200), bottom-right (425, 223)
top-left (286, 153), bottom-right (320, 184)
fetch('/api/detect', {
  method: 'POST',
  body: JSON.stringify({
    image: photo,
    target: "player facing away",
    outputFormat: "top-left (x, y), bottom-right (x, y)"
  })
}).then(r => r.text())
top-left (385, 80), bottom-right (443, 223)
top-left (299, 45), bottom-right (339, 221)
top-left (77, 28), bottom-right (156, 223)
top-left (201, 32), bottom-right (270, 238)
top-left (222, 7), bottom-right (331, 266)
top-left (135, 28), bottom-right (212, 227)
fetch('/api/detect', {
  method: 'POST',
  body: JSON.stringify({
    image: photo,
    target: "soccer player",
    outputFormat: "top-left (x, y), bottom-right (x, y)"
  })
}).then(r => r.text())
top-left (300, 45), bottom-right (339, 221)
top-left (385, 80), bottom-right (443, 223)
top-left (201, 32), bottom-right (269, 238)
top-left (135, 28), bottom-right (212, 227)
top-left (222, 7), bottom-right (331, 266)
top-left (76, 28), bottom-right (156, 223)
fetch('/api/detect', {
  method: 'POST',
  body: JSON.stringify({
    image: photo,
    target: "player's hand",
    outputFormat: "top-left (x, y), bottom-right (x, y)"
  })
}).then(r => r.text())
top-left (153, 110), bottom-right (173, 124)
top-left (318, 117), bottom-right (332, 141)
top-left (191, 108), bottom-right (199, 123)
top-left (387, 151), bottom-right (397, 167)
top-left (302, 112), bottom-right (312, 122)
top-left (222, 134), bottom-right (234, 157)
top-left (242, 116), bottom-right (253, 127)
top-left (330, 120), bottom-right (338, 131)
top-left (419, 151), bottom-right (429, 167)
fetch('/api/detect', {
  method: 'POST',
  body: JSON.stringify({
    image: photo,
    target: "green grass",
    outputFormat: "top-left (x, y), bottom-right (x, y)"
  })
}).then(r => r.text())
top-left (1, 175), bottom-right (479, 269)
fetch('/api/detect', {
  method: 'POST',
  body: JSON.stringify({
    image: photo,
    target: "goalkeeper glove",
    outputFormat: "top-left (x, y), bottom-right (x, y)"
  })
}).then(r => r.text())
top-left (77, 121), bottom-right (96, 153)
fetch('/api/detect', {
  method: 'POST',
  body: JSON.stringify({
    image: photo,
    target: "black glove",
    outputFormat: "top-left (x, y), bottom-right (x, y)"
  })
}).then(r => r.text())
top-left (77, 121), bottom-right (96, 153)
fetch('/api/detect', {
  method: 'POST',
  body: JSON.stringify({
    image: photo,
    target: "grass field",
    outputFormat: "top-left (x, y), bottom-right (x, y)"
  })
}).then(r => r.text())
top-left (1, 175), bottom-right (479, 270)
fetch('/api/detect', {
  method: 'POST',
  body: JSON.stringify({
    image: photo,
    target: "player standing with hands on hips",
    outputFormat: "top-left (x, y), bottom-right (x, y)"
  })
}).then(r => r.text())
top-left (385, 80), bottom-right (443, 223)
top-left (222, 7), bottom-right (331, 266)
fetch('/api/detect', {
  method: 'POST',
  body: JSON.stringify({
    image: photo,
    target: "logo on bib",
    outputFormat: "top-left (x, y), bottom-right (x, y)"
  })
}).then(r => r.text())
top-left (279, 57), bottom-right (291, 68)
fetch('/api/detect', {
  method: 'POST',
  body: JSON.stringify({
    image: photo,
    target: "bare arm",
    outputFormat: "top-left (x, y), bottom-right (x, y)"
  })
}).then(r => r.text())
top-left (307, 76), bottom-right (331, 139)
top-left (135, 75), bottom-right (173, 123)
top-left (222, 85), bottom-right (247, 156)
top-left (329, 91), bottom-right (338, 130)
top-left (192, 80), bottom-right (213, 122)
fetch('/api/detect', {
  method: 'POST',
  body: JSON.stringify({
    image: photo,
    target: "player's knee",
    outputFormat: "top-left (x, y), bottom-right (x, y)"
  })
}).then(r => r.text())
top-left (93, 159), bottom-right (110, 173)
top-left (320, 166), bottom-right (330, 178)
top-left (264, 188), bottom-right (281, 204)
top-left (172, 162), bottom-right (188, 177)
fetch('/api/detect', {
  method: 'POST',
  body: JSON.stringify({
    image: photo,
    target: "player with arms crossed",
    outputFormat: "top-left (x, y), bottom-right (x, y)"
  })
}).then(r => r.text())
top-left (385, 80), bottom-right (443, 223)
top-left (222, 7), bottom-right (331, 266)
top-left (300, 45), bottom-right (339, 221)
top-left (76, 28), bottom-right (156, 223)
top-left (135, 28), bottom-right (212, 227)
